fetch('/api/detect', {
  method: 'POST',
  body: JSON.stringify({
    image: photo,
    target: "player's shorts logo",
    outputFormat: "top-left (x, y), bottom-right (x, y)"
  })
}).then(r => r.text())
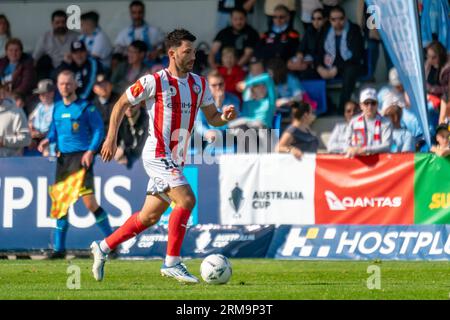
top-left (130, 80), bottom-right (144, 98)
top-left (193, 84), bottom-right (201, 95)
top-left (169, 85), bottom-right (177, 97)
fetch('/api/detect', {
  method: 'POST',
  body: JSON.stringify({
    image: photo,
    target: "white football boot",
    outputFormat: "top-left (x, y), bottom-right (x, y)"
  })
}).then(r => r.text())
top-left (161, 262), bottom-right (199, 284)
top-left (90, 241), bottom-right (108, 281)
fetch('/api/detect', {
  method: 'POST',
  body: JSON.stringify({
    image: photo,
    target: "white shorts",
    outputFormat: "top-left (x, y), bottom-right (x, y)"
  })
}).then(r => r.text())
top-left (142, 157), bottom-right (189, 201)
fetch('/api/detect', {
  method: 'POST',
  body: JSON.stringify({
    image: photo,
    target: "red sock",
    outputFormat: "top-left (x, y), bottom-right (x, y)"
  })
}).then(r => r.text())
top-left (105, 212), bottom-right (147, 250)
top-left (167, 207), bottom-right (191, 256)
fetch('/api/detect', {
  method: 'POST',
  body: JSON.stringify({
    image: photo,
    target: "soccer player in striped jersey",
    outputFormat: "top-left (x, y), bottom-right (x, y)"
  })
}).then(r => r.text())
top-left (90, 29), bottom-right (237, 283)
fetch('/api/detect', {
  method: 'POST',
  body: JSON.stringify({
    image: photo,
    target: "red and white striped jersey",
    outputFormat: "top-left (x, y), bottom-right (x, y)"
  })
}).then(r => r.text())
top-left (126, 68), bottom-right (214, 162)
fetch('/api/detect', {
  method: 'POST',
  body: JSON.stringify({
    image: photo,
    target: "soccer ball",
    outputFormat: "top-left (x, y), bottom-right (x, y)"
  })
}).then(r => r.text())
top-left (200, 254), bottom-right (232, 284)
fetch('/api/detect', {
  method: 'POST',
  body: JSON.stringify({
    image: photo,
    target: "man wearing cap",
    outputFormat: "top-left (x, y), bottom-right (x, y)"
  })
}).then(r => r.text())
top-left (431, 124), bottom-right (450, 157)
top-left (28, 79), bottom-right (56, 156)
top-left (345, 87), bottom-right (393, 157)
top-left (55, 40), bottom-right (103, 101)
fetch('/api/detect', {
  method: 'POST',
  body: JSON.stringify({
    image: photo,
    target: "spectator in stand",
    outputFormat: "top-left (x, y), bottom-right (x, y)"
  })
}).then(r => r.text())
top-left (28, 79), bottom-right (55, 156)
top-left (300, 0), bottom-right (323, 30)
top-left (264, 0), bottom-right (296, 29)
top-left (321, 0), bottom-right (342, 17)
top-left (217, 47), bottom-right (246, 99)
top-left (114, 1), bottom-right (164, 63)
top-left (79, 11), bottom-right (112, 69)
top-left (425, 41), bottom-right (450, 100)
top-left (33, 10), bottom-right (79, 80)
top-left (316, 6), bottom-right (364, 114)
top-left (0, 85), bottom-right (31, 157)
top-left (114, 104), bottom-right (149, 168)
top-left (345, 88), bottom-right (393, 157)
top-left (55, 40), bottom-right (103, 101)
top-left (209, 8), bottom-right (260, 69)
top-left (288, 8), bottom-right (327, 79)
top-left (216, 0), bottom-right (257, 31)
top-left (384, 104), bottom-right (415, 153)
top-left (275, 101), bottom-right (319, 159)
top-left (92, 74), bottom-right (120, 136)
top-left (0, 14), bottom-right (11, 59)
top-left (111, 40), bottom-right (149, 95)
top-left (327, 100), bottom-right (360, 154)
top-left (196, 69), bottom-right (240, 144)
top-left (0, 38), bottom-right (36, 101)
top-left (431, 123), bottom-right (450, 157)
top-left (256, 4), bottom-right (300, 65)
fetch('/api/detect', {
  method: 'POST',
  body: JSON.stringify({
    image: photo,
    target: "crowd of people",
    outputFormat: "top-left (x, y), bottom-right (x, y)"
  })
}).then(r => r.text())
top-left (0, 0), bottom-right (449, 163)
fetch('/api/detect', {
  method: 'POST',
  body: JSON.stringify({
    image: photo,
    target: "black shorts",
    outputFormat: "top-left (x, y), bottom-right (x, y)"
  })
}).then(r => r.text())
top-left (56, 152), bottom-right (95, 196)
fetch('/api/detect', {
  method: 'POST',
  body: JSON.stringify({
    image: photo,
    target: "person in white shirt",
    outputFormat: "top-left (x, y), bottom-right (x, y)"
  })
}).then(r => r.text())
top-left (114, 1), bottom-right (165, 62)
top-left (79, 11), bottom-right (112, 69)
top-left (327, 100), bottom-right (360, 154)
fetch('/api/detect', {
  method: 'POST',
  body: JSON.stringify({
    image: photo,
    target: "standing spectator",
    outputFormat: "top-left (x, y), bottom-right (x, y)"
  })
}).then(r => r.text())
top-left (114, 105), bottom-right (149, 168)
top-left (264, 0), bottom-right (296, 29)
top-left (425, 41), bottom-right (450, 100)
top-left (28, 79), bottom-right (55, 156)
top-left (431, 123), bottom-right (450, 157)
top-left (275, 101), bottom-right (319, 159)
top-left (55, 40), bottom-right (103, 101)
top-left (256, 4), bottom-right (300, 64)
top-left (111, 40), bottom-right (149, 95)
top-left (288, 8), bottom-right (326, 79)
top-left (196, 69), bottom-right (240, 144)
top-left (0, 38), bottom-right (36, 99)
top-left (316, 6), bottom-right (364, 114)
top-left (33, 10), bottom-right (79, 80)
top-left (37, 70), bottom-right (112, 259)
top-left (114, 0), bottom-right (164, 63)
top-left (92, 74), bottom-right (120, 136)
top-left (209, 8), bottom-right (260, 69)
top-left (345, 88), bottom-right (393, 157)
top-left (0, 14), bottom-right (11, 58)
top-left (217, 47), bottom-right (246, 99)
top-left (0, 86), bottom-right (31, 157)
top-left (216, 0), bottom-right (257, 31)
top-left (79, 11), bottom-right (112, 69)
top-left (384, 104), bottom-right (415, 153)
top-left (327, 100), bottom-right (360, 154)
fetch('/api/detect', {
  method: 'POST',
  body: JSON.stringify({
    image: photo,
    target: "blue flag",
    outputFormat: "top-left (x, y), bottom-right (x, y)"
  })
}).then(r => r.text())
top-left (365, 0), bottom-right (431, 147)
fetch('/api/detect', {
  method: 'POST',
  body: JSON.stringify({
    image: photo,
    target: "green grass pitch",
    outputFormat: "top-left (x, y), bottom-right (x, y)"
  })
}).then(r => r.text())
top-left (0, 259), bottom-right (449, 300)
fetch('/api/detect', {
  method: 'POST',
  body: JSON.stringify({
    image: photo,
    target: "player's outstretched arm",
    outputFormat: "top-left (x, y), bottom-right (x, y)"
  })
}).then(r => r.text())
top-left (202, 104), bottom-right (237, 127)
top-left (101, 93), bottom-right (132, 162)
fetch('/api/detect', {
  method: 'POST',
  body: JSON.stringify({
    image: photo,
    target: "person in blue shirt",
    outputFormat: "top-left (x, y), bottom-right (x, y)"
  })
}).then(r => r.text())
top-left (38, 69), bottom-right (112, 259)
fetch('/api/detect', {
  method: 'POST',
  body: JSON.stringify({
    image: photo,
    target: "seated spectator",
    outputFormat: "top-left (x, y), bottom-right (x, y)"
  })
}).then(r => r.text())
top-left (316, 6), bottom-right (364, 113)
top-left (92, 74), bottom-right (120, 135)
top-left (247, 57), bottom-right (265, 78)
top-left (79, 11), bottom-right (112, 69)
top-left (327, 100), bottom-right (360, 154)
top-left (114, 105), bottom-right (148, 168)
top-left (114, 0), bottom-right (164, 63)
top-left (216, 0), bottom-right (257, 31)
top-left (275, 101), bottom-right (319, 159)
top-left (300, 0), bottom-right (323, 30)
top-left (425, 41), bottom-right (450, 100)
top-left (384, 104), bottom-right (415, 153)
top-left (264, 0), bottom-right (296, 29)
top-left (0, 38), bottom-right (36, 100)
top-left (111, 40), bottom-right (149, 95)
top-left (33, 10), bottom-right (79, 80)
top-left (0, 14), bottom-right (11, 58)
top-left (217, 47), bottom-right (246, 99)
top-left (196, 69), bottom-right (240, 144)
top-left (431, 123), bottom-right (450, 157)
top-left (0, 86), bottom-right (31, 157)
top-left (288, 8), bottom-right (326, 79)
top-left (255, 4), bottom-right (300, 65)
top-left (27, 79), bottom-right (55, 156)
top-left (209, 8), bottom-right (260, 69)
top-left (345, 88), bottom-right (393, 157)
top-left (55, 40), bottom-right (103, 101)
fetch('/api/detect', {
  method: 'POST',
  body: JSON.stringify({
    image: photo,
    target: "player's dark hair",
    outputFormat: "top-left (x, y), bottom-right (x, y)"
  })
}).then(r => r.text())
top-left (165, 29), bottom-right (197, 50)
top-left (291, 101), bottom-right (311, 120)
top-left (330, 6), bottom-right (346, 17)
top-left (130, 40), bottom-right (148, 53)
top-left (231, 8), bottom-right (247, 17)
top-left (51, 10), bottom-right (67, 21)
top-left (81, 11), bottom-right (100, 26)
top-left (129, 1), bottom-right (145, 9)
